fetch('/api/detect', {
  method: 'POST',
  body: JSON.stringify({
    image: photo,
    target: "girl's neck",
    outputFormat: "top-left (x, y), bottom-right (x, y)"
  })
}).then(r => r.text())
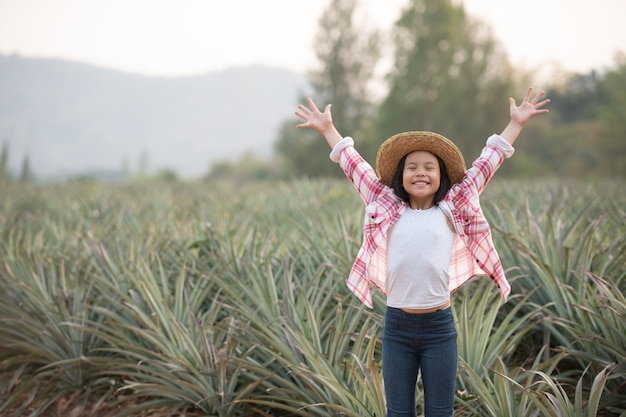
top-left (409, 198), bottom-right (435, 211)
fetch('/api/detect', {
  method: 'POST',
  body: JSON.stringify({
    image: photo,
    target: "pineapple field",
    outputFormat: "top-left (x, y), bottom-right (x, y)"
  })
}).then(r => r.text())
top-left (1, 178), bottom-right (624, 416)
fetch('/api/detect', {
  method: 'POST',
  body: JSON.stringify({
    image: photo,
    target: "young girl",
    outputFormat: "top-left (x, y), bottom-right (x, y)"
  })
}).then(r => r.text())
top-left (295, 87), bottom-right (550, 417)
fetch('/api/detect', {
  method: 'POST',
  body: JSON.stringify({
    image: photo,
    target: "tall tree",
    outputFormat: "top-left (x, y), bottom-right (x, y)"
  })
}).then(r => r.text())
top-left (0, 140), bottom-right (9, 182)
top-left (308, 0), bottom-right (381, 139)
top-left (19, 154), bottom-right (33, 183)
top-left (275, 0), bottom-right (381, 177)
top-left (376, 0), bottom-right (515, 159)
top-left (596, 54), bottom-right (626, 177)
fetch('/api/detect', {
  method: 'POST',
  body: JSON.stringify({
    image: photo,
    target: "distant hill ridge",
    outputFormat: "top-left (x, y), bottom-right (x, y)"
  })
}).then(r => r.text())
top-left (0, 54), bottom-right (308, 180)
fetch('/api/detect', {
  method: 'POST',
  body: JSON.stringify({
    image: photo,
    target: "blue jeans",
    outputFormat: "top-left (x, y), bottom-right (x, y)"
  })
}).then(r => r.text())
top-left (382, 306), bottom-right (457, 417)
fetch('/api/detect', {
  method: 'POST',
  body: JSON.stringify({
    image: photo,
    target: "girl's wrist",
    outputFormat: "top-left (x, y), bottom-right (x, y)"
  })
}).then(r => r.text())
top-left (322, 125), bottom-right (344, 149)
top-left (320, 123), bottom-right (336, 135)
top-left (500, 120), bottom-right (524, 145)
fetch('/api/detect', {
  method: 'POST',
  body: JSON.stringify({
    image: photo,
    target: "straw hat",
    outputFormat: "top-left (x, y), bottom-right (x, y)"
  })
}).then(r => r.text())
top-left (375, 131), bottom-right (466, 187)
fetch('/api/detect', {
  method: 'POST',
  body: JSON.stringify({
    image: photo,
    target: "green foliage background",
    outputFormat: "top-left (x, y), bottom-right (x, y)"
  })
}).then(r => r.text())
top-left (270, 0), bottom-right (626, 182)
top-left (1, 178), bottom-right (624, 416)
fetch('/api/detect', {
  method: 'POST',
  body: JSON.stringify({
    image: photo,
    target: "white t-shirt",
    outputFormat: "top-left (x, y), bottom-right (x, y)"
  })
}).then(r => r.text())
top-left (386, 205), bottom-right (455, 309)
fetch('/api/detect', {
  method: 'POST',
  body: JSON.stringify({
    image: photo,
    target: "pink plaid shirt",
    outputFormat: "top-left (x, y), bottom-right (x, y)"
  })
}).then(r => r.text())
top-left (330, 134), bottom-right (514, 308)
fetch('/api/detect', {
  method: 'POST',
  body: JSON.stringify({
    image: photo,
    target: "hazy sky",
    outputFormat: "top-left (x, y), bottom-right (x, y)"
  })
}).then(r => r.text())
top-left (1, 0), bottom-right (625, 79)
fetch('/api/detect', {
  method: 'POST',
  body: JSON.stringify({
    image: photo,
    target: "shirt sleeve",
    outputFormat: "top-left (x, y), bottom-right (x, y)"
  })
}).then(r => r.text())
top-left (329, 137), bottom-right (355, 162)
top-left (328, 136), bottom-right (391, 206)
top-left (486, 134), bottom-right (515, 158)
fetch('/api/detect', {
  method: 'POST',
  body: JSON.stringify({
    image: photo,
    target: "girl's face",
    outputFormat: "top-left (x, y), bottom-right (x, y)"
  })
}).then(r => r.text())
top-left (402, 151), bottom-right (441, 209)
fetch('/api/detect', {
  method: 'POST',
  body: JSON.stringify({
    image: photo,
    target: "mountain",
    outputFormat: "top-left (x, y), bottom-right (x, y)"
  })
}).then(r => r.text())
top-left (0, 54), bottom-right (309, 180)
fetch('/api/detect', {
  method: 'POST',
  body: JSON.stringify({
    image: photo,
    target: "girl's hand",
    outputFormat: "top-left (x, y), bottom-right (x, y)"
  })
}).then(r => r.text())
top-left (295, 98), bottom-right (344, 149)
top-left (499, 87), bottom-right (550, 145)
top-left (295, 98), bottom-right (334, 135)
top-left (509, 87), bottom-right (550, 127)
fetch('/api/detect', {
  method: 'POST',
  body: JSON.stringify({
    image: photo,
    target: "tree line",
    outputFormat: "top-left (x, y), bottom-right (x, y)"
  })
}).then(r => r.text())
top-left (5, 0), bottom-right (623, 183)
top-left (0, 141), bottom-right (33, 184)
top-left (210, 0), bottom-right (625, 182)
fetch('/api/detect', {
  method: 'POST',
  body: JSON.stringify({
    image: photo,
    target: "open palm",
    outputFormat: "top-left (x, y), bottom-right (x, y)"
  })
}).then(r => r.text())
top-left (510, 87), bottom-right (550, 126)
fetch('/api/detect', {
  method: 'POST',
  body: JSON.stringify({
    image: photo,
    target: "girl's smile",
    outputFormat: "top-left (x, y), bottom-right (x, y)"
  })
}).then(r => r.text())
top-left (402, 151), bottom-right (441, 209)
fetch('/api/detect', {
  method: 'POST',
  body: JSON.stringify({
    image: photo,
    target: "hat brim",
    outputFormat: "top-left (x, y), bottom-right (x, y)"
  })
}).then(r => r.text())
top-left (375, 131), bottom-right (466, 187)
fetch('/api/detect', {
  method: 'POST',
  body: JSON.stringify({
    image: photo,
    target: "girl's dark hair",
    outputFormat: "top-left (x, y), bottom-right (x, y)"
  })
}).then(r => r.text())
top-left (390, 153), bottom-right (452, 204)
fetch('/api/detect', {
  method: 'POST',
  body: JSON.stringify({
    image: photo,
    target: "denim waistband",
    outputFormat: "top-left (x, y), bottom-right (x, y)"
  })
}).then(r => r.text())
top-left (385, 305), bottom-right (452, 320)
